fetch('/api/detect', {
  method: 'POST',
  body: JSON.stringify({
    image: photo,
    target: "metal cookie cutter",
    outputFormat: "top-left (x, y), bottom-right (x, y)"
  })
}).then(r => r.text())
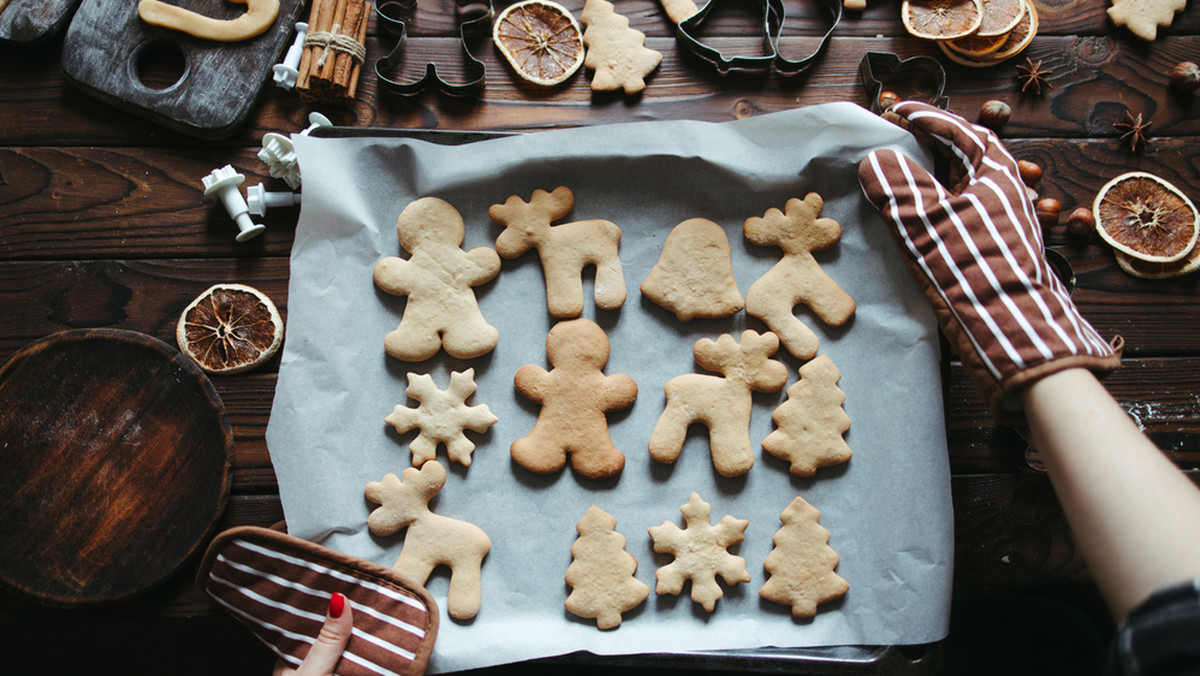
top-left (676, 0), bottom-right (841, 76)
top-left (374, 0), bottom-right (494, 96)
top-left (859, 51), bottom-right (949, 112)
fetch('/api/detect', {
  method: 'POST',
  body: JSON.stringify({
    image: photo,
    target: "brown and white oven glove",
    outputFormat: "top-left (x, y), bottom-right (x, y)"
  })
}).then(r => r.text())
top-left (858, 101), bottom-right (1122, 422)
top-left (198, 526), bottom-right (438, 676)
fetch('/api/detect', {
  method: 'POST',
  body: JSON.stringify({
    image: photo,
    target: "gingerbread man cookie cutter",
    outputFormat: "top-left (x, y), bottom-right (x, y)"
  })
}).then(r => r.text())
top-left (374, 0), bottom-right (493, 96)
top-left (675, 0), bottom-right (840, 76)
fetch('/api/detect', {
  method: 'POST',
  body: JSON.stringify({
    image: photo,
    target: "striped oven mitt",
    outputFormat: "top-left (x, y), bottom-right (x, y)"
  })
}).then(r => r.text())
top-left (857, 101), bottom-right (1122, 421)
top-left (198, 526), bottom-right (438, 676)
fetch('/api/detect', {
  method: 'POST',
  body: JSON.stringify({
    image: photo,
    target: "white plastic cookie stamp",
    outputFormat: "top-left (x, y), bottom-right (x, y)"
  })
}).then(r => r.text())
top-left (273, 22), bottom-right (310, 89)
top-left (257, 111), bottom-right (332, 189)
top-left (201, 165), bottom-right (266, 242)
top-left (246, 183), bottom-right (301, 217)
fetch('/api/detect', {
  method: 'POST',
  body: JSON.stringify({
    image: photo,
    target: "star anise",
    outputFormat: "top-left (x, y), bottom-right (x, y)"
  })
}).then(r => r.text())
top-left (1114, 111), bottom-right (1152, 152)
top-left (1016, 58), bottom-right (1053, 95)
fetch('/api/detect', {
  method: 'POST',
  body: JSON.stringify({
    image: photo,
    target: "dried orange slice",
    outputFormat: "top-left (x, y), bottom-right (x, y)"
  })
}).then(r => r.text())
top-left (493, 0), bottom-right (585, 86)
top-left (976, 0), bottom-right (1025, 36)
top-left (937, 0), bottom-right (1036, 66)
top-left (901, 0), bottom-right (984, 41)
top-left (1093, 172), bottom-right (1200, 264)
top-left (1114, 245), bottom-right (1200, 279)
top-left (177, 283), bottom-right (284, 375)
top-left (943, 29), bottom-right (1009, 56)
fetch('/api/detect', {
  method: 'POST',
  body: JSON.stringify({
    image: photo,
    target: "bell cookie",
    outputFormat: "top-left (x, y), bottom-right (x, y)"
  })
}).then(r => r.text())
top-left (760, 496), bottom-right (848, 618)
top-left (649, 330), bottom-right (787, 477)
top-left (564, 505), bottom-right (651, 629)
top-left (384, 368), bottom-right (498, 468)
top-left (580, 0), bottom-right (663, 95)
top-left (743, 193), bottom-right (856, 360)
top-left (648, 492), bottom-right (750, 612)
top-left (762, 354), bottom-right (851, 477)
top-left (640, 218), bottom-right (744, 322)
top-left (491, 186), bottom-right (626, 318)
top-left (365, 461), bottom-right (492, 620)
top-left (511, 318), bottom-right (637, 479)
top-left (374, 197), bottom-right (501, 362)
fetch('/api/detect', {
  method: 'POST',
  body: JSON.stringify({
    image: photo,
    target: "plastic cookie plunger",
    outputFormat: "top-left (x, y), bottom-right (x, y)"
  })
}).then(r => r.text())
top-left (273, 22), bottom-right (309, 89)
top-left (257, 111), bottom-right (332, 189)
top-left (246, 183), bottom-right (301, 217)
top-left (202, 166), bottom-right (266, 242)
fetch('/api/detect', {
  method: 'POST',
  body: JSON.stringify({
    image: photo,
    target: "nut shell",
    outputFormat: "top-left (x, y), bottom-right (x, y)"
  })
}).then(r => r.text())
top-left (1035, 198), bottom-right (1060, 231)
top-left (1172, 61), bottom-right (1200, 94)
top-left (1067, 208), bottom-right (1096, 236)
top-left (979, 99), bottom-right (1011, 129)
top-left (1017, 160), bottom-right (1042, 188)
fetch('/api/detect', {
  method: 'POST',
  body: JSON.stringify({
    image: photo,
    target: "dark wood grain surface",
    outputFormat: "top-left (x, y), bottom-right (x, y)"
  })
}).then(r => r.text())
top-left (1, 0), bottom-right (1197, 671)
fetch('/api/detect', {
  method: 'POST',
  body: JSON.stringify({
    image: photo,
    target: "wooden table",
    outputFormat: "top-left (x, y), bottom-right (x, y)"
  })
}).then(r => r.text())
top-left (2, 0), bottom-right (1197, 672)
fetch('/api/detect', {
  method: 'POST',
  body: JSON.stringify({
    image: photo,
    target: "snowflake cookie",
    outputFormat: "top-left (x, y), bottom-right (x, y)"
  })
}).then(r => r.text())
top-left (385, 368), bottom-right (498, 467)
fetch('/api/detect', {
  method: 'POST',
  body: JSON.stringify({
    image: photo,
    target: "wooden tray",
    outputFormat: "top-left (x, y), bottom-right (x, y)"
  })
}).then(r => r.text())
top-left (0, 329), bottom-right (233, 607)
top-left (0, 0), bottom-right (80, 44)
top-left (60, 0), bottom-right (304, 138)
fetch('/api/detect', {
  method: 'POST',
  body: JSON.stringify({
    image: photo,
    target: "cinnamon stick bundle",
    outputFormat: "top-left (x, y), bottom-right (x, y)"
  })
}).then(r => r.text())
top-left (296, 0), bottom-right (371, 104)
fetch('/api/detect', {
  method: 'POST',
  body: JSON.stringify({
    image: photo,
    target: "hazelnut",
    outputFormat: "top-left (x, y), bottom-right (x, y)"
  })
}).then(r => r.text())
top-left (979, 99), bottom-right (1011, 130)
top-left (1067, 208), bottom-right (1096, 236)
top-left (1172, 61), bottom-right (1200, 94)
top-left (1036, 198), bottom-right (1061, 231)
top-left (878, 90), bottom-right (901, 111)
top-left (1017, 160), bottom-right (1042, 188)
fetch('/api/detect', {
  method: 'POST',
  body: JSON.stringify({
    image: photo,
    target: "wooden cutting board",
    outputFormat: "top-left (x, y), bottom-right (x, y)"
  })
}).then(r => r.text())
top-left (0, 0), bottom-right (81, 44)
top-left (0, 329), bottom-right (233, 607)
top-left (60, 0), bottom-right (304, 138)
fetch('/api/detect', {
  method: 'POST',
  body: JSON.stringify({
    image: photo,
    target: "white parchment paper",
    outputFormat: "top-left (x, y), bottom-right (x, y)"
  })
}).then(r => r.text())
top-left (268, 102), bottom-right (952, 673)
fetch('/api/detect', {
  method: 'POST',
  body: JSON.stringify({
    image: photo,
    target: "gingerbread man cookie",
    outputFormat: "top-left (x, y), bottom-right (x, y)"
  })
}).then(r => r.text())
top-left (511, 318), bottom-right (637, 479)
top-left (374, 197), bottom-right (501, 362)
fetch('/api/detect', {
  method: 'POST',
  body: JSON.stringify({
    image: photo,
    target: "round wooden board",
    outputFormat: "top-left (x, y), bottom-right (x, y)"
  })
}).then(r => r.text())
top-left (0, 329), bottom-right (233, 606)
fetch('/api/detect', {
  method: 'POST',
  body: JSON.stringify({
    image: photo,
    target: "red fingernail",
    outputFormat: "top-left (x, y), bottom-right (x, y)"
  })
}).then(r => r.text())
top-left (329, 592), bottom-right (345, 619)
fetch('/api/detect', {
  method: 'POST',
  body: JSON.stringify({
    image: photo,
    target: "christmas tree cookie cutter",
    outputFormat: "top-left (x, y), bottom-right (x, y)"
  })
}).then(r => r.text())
top-left (675, 0), bottom-right (841, 76)
top-left (374, 0), bottom-right (493, 96)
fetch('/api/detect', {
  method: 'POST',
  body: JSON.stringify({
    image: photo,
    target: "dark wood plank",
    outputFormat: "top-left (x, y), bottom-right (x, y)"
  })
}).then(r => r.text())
top-left (5, 30), bottom-right (1200, 145)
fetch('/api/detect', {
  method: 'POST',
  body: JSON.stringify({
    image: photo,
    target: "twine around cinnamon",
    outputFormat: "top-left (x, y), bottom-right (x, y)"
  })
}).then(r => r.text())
top-left (296, 0), bottom-right (370, 104)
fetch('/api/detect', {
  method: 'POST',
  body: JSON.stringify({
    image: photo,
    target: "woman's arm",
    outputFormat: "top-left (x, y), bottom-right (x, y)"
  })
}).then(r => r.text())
top-left (1023, 368), bottom-right (1200, 619)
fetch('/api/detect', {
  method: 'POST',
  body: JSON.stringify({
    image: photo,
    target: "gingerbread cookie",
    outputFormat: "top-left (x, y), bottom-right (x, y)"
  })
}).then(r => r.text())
top-left (743, 193), bottom-right (856, 360)
top-left (762, 354), bottom-right (851, 477)
top-left (640, 218), bottom-right (744, 322)
top-left (365, 461), bottom-right (492, 620)
top-left (760, 496), bottom-right (849, 618)
top-left (580, 0), bottom-right (662, 95)
top-left (511, 318), bottom-right (637, 479)
top-left (565, 505), bottom-right (651, 629)
top-left (649, 330), bottom-right (787, 477)
top-left (374, 197), bottom-right (501, 362)
top-left (490, 187), bottom-right (626, 318)
top-left (1107, 0), bottom-right (1185, 40)
top-left (385, 368), bottom-right (498, 468)
top-left (648, 492), bottom-right (750, 612)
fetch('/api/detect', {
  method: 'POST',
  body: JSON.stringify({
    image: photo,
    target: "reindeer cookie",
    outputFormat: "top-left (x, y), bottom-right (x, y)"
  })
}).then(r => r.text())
top-left (511, 318), bottom-right (637, 479)
top-left (374, 197), bottom-right (502, 362)
top-left (365, 461), bottom-right (492, 620)
top-left (743, 193), bottom-right (856, 360)
top-left (649, 330), bottom-right (787, 477)
top-left (490, 187), bottom-right (626, 318)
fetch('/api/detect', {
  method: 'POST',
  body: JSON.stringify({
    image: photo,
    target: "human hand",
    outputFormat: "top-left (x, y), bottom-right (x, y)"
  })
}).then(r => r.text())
top-left (857, 101), bottom-right (1121, 420)
top-left (273, 593), bottom-right (353, 676)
